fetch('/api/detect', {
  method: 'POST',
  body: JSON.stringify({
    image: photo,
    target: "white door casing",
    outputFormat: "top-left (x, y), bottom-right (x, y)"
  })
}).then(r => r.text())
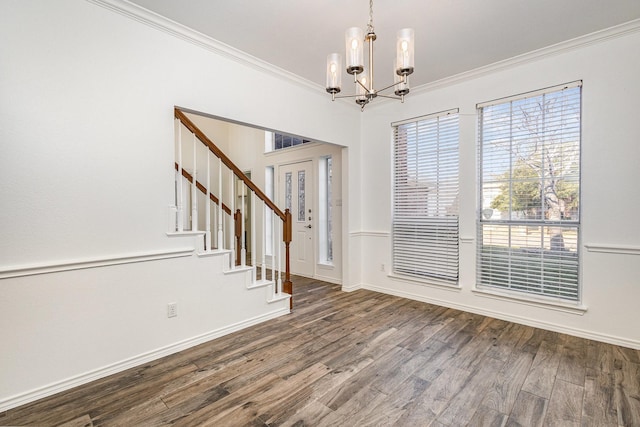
top-left (279, 161), bottom-right (314, 277)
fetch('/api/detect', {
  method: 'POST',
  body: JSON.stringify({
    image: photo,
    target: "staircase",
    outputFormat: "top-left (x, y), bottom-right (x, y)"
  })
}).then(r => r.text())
top-left (169, 108), bottom-right (293, 309)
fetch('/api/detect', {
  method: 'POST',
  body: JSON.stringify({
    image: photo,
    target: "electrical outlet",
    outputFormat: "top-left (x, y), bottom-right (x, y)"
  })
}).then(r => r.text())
top-left (380, 263), bottom-right (385, 272)
top-left (167, 302), bottom-right (178, 318)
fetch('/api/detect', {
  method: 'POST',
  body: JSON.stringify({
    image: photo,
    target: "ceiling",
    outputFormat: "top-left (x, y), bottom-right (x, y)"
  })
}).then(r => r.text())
top-left (128, 0), bottom-right (640, 92)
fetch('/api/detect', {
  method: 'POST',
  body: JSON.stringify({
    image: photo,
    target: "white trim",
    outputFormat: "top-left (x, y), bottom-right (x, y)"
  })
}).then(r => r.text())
top-left (264, 141), bottom-right (324, 157)
top-left (411, 19), bottom-right (640, 96)
top-left (266, 293), bottom-right (292, 304)
top-left (472, 288), bottom-right (587, 315)
top-left (166, 231), bottom-right (205, 237)
top-left (476, 80), bottom-right (582, 109)
top-left (391, 108), bottom-right (459, 127)
top-left (223, 265), bottom-right (253, 275)
top-left (0, 306), bottom-right (289, 412)
top-left (314, 274), bottom-right (342, 286)
top-left (584, 244), bottom-right (640, 255)
top-left (316, 262), bottom-right (335, 270)
top-left (87, 3), bottom-right (640, 100)
top-left (196, 249), bottom-right (231, 257)
top-left (361, 282), bottom-right (639, 350)
top-left (248, 279), bottom-right (274, 290)
top-left (86, 0), bottom-right (322, 93)
top-left (341, 282), bottom-right (362, 292)
top-left (349, 231), bottom-right (390, 238)
top-left (0, 249), bottom-right (194, 280)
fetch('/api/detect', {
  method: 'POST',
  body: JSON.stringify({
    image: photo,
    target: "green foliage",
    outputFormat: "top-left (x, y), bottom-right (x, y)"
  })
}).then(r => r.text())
top-left (555, 179), bottom-right (579, 213)
top-left (490, 161), bottom-right (578, 219)
top-left (490, 162), bottom-right (541, 217)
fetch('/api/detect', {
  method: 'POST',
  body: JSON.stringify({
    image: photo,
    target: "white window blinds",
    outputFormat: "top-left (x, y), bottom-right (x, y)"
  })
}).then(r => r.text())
top-left (477, 82), bottom-right (581, 301)
top-left (392, 110), bottom-right (460, 285)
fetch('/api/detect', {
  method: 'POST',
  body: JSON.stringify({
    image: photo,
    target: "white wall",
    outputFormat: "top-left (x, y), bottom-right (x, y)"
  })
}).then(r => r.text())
top-left (355, 26), bottom-right (640, 348)
top-left (4, 0), bottom-right (636, 413)
top-left (0, 0), bottom-right (358, 409)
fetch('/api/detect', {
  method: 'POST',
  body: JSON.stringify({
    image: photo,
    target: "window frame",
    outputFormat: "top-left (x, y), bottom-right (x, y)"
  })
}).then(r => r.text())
top-left (318, 156), bottom-right (333, 265)
top-left (476, 81), bottom-right (582, 303)
top-left (270, 132), bottom-right (311, 152)
top-left (391, 109), bottom-right (460, 287)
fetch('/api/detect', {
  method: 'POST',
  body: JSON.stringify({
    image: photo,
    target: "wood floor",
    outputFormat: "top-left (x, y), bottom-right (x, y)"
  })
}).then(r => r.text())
top-left (2, 277), bottom-right (640, 426)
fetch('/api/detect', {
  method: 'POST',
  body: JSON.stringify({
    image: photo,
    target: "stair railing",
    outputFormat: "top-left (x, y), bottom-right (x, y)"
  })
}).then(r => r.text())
top-left (171, 108), bottom-right (293, 308)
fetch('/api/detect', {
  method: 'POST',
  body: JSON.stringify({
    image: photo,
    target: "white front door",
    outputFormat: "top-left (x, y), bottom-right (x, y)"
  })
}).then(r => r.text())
top-left (279, 161), bottom-right (314, 277)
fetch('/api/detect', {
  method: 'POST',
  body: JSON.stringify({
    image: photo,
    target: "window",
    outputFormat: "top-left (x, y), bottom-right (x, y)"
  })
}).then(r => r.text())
top-left (272, 132), bottom-right (311, 151)
top-left (319, 156), bottom-right (333, 263)
top-left (477, 82), bottom-right (581, 301)
top-left (392, 110), bottom-right (460, 285)
top-left (265, 166), bottom-right (274, 256)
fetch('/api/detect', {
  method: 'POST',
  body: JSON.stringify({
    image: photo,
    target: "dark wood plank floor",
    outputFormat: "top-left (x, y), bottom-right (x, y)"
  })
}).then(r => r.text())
top-left (2, 276), bottom-right (640, 426)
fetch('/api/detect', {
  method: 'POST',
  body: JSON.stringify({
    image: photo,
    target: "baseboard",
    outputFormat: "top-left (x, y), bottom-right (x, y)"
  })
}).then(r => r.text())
top-left (313, 274), bottom-right (342, 286)
top-left (341, 282), bottom-right (362, 292)
top-left (361, 282), bottom-right (640, 350)
top-left (0, 307), bottom-right (289, 412)
top-left (267, 293), bottom-right (292, 304)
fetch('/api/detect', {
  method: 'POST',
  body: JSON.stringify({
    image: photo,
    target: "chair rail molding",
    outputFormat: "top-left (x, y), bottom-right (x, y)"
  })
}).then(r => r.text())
top-left (0, 249), bottom-right (195, 280)
top-left (584, 243), bottom-right (640, 255)
top-left (349, 231), bottom-right (390, 238)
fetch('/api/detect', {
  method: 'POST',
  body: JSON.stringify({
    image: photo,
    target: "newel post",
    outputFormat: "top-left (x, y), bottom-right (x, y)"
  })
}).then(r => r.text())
top-left (234, 209), bottom-right (242, 266)
top-left (283, 209), bottom-right (293, 310)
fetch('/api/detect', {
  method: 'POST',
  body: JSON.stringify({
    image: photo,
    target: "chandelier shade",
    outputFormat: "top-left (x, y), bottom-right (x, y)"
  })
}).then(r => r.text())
top-left (396, 28), bottom-right (415, 76)
top-left (325, 0), bottom-right (415, 110)
top-left (345, 27), bottom-right (365, 75)
top-left (326, 53), bottom-right (342, 94)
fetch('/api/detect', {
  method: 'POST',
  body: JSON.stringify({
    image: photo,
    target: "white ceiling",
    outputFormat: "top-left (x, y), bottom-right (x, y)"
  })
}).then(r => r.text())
top-left (128, 0), bottom-right (640, 91)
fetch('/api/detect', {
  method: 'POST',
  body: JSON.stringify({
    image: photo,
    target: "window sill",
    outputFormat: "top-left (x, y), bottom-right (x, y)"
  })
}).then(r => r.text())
top-left (472, 288), bottom-right (587, 315)
top-left (264, 141), bottom-right (321, 156)
top-left (388, 273), bottom-right (462, 292)
top-left (317, 262), bottom-right (334, 270)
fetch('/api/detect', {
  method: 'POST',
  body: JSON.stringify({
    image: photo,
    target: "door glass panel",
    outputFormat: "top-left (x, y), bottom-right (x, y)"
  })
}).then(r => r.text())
top-left (298, 170), bottom-right (305, 221)
top-left (285, 172), bottom-right (292, 211)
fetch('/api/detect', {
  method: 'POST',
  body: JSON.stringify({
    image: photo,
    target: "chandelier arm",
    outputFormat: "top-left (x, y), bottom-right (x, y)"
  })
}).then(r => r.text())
top-left (332, 94), bottom-right (366, 99)
top-left (376, 79), bottom-right (408, 94)
top-left (355, 78), bottom-right (369, 91)
top-left (376, 94), bottom-right (404, 100)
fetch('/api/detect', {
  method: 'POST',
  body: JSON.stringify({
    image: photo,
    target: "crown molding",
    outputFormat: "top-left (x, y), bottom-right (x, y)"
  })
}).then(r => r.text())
top-left (87, 0), bottom-right (640, 101)
top-left (86, 0), bottom-right (325, 94)
top-left (411, 18), bottom-right (640, 95)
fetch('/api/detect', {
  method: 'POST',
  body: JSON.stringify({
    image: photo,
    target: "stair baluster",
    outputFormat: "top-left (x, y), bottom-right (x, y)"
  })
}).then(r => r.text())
top-left (173, 107), bottom-right (293, 309)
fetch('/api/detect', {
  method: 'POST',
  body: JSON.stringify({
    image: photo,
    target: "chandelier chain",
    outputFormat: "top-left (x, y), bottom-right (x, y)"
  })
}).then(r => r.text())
top-left (367, 0), bottom-right (374, 34)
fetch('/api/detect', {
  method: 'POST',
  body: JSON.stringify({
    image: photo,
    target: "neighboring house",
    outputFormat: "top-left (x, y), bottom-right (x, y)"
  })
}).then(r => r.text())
top-left (1, 0), bottom-right (639, 411)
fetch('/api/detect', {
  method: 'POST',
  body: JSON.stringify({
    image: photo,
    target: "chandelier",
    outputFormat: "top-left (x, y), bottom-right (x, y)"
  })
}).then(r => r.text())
top-left (325, 0), bottom-right (415, 111)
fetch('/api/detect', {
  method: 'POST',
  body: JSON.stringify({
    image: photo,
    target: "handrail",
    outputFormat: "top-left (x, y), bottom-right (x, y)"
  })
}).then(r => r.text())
top-left (175, 108), bottom-right (286, 221)
top-left (174, 163), bottom-right (232, 215)
top-left (174, 107), bottom-right (293, 309)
